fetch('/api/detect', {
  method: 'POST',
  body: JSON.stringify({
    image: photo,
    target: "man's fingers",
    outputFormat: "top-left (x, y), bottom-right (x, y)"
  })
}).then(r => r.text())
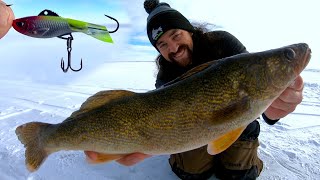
top-left (278, 88), bottom-right (303, 105)
top-left (268, 98), bottom-right (297, 113)
top-left (0, 1), bottom-right (14, 39)
top-left (279, 76), bottom-right (304, 104)
top-left (116, 153), bottom-right (152, 166)
top-left (264, 106), bottom-right (290, 120)
top-left (289, 75), bottom-right (304, 91)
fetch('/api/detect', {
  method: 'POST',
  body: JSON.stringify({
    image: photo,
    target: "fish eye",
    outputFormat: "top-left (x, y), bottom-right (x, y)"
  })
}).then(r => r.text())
top-left (284, 48), bottom-right (296, 60)
top-left (16, 21), bottom-right (25, 27)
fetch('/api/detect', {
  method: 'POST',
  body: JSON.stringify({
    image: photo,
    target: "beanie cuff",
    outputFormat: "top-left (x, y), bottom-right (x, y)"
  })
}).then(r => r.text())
top-left (147, 9), bottom-right (194, 47)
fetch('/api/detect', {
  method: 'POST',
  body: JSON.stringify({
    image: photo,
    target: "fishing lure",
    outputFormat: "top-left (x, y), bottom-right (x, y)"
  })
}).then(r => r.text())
top-left (12, 9), bottom-right (119, 72)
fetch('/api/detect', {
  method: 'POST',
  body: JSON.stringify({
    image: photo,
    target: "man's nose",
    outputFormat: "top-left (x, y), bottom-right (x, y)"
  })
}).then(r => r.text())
top-left (168, 41), bottom-right (179, 53)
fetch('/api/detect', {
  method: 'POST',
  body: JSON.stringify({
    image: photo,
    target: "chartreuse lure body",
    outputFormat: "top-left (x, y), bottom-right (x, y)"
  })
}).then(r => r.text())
top-left (12, 9), bottom-right (117, 43)
top-left (12, 9), bottom-right (119, 72)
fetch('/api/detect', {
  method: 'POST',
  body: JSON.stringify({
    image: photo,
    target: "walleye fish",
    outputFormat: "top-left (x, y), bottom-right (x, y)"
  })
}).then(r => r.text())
top-left (15, 43), bottom-right (311, 172)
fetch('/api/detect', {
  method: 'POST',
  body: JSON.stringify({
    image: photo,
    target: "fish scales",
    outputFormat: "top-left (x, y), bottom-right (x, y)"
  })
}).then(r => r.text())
top-left (37, 74), bottom-right (271, 151)
top-left (15, 43), bottom-right (311, 172)
top-left (29, 17), bottom-right (71, 38)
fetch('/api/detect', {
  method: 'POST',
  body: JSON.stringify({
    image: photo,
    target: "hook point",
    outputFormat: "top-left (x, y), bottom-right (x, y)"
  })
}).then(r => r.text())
top-left (104, 14), bottom-right (119, 33)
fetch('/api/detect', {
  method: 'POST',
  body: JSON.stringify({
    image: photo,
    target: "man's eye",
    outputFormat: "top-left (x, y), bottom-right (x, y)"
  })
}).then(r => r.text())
top-left (159, 43), bottom-right (167, 49)
top-left (173, 33), bottom-right (181, 40)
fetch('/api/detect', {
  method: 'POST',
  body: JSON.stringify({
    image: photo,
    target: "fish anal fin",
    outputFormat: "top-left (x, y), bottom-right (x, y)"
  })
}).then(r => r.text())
top-left (69, 90), bottom-right (136, 119)
top-left (15, 122), bottom-right (52, 172)
top-left (207, 126), bottom-right (246, 155)
top-left (38, 9), bottom-right (59, 16)
top-left (163, 60), bottom-right (219, 87)
top-left (86, 152), bottom-right (127, 164)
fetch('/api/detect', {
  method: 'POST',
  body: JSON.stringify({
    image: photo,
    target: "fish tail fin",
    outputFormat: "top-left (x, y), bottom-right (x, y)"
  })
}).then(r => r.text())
top-left (85, 23), bottom-right (114, 43)
top-left (66, 18), bottom-right (114, 43)
top-left (15, 122), bottom-right (51, 172)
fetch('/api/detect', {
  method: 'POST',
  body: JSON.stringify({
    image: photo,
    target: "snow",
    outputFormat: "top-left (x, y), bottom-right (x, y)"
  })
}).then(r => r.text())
top-left (0, 61), bottom-right (319, 180)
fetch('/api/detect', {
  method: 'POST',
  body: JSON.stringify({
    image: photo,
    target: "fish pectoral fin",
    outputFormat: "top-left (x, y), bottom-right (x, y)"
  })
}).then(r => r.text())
top-left (207, 126), bottom-right (246, 155)
top-left (68, 90), bottom-right (136, 119)
top-left (163, 60), bottom-right (220, 87)
top-left (85, 152), bottom-right (127, 164)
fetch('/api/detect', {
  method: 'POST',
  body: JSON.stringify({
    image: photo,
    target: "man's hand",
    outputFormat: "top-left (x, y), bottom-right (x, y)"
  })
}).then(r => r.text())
top-left (0, 0), bottom-right (14, 39)
top-left (264, 75), bottom-right (304, 120)
top-left (85, 151), bottom-right (152, 166)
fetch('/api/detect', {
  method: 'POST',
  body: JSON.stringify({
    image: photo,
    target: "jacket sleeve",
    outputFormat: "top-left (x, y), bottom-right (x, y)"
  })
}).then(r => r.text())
top-left (155, 78), bottom-right (167, 89)
top-left (262, 113), bottom-right (280, 125)
top-left (207, 31), bottom-right (248, 56)
top-left (155, 57), bottom-right (190, 89)
top-left (222, 31), bottom-right (248, 54)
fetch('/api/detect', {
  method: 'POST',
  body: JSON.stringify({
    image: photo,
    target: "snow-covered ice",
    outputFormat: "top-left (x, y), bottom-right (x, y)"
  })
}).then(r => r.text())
top-left (0, 61), bottom-right (319, 180)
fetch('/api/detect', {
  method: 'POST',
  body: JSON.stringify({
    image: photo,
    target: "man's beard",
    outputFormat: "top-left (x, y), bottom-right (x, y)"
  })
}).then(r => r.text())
top-left (168, 44), bottom-right (193, 66)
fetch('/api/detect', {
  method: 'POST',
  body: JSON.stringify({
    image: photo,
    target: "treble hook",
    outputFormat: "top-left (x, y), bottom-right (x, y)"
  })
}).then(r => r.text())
top-left (104, 14), bottom-right (119, 33)
top-left (57, 14), bottom-right (118, 73)
top-left (59, 34), bottom-right (83, 72)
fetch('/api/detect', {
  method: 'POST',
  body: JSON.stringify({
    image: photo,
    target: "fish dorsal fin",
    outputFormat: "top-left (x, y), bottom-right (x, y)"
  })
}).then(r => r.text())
top-left (38, 9), bottom-right (60, 17)
top-left (68, 90), bottom-right (136, 119)
top-left (163, 60), bottom-right (219, 87)
top-left (207, 126), bottom-right (246, 155)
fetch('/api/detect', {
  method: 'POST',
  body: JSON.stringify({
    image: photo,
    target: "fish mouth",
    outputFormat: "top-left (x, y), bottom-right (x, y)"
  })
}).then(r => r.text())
top-left (306, 48), bottom-right (312, 64)
top-left (302, 47), bottom-right (312, 70)
top-left (294, 47), bottom-right (311, 78)
top-left (12, 19), bottom-right (20, 30)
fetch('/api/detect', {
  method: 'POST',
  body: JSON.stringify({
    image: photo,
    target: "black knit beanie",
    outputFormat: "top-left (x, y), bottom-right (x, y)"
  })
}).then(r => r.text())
top-left (144, 0), bottom-right (195, 48)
